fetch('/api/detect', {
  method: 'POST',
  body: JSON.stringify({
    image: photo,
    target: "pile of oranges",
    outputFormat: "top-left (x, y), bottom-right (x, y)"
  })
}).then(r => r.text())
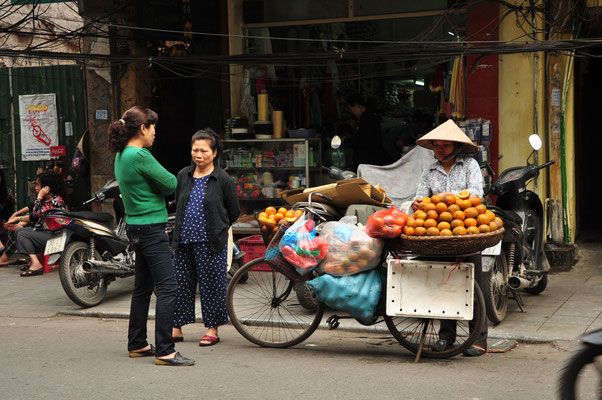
top-left (258, 206), bottom-right (304, 234)
top-left (403, 190), bottom-right (504, 237)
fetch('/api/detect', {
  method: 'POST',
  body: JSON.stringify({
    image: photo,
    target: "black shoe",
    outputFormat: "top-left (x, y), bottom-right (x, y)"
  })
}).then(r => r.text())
top-left (154, 352), bottom-right (195, 366)
top-left (129, 344), bottom-right (156, 358)
top-left (463, 345), bottom-right (487, 357)
top-left (432, 339), bottom-right (451, 352)
top-left (172, 336), bottom-right (184, 343)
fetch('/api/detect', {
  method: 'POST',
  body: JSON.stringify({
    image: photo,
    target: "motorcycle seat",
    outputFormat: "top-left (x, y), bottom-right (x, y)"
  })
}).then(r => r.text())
top-left (50, 210), bottom-right (115, 229)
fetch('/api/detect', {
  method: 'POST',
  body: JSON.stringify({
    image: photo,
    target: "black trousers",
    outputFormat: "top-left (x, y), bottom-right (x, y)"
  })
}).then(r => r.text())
top-left (126, 223), bottom-right (177, 357)
top-left (438, 254), bottom-right (488, 348)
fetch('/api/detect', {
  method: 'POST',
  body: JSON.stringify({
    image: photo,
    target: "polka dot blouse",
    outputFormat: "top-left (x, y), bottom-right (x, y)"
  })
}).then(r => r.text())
top-left (180, 175), bottom-right (210, 244)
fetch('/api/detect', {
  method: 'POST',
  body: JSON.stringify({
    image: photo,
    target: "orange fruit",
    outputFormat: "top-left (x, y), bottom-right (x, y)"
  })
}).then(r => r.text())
top-left (485, 210), bottom-right (496, 221)
top-left (424, 203), bottom-right (437, 212)
top-left (265, 206), bottom-right (277, 215)
top-left (459, 199), bottom-right (472, 210)
top-left (426, 227), bottom-right (440, 236)
top-left (273, 213), bottom-right (284, 222)
top-left (440, 229), bottom-right (453, 236)
top-left (258, 212), bottom-right (268, 219)
top-left (489, 221), bottom-right (499, 231)
top-left (415, 226), bottom-right (427, 236)
top-left (431, 195), bottom-right (442, 205)
top-left (406, 216), bottom-right (416, 228)
top-left (273, 226), bottom-right (278, 233)
top-left (414, 210), bottom-right (427, 221)
top-left (477, 214), bottom-right (490, 226)
top-left (458, 190), bottom-right (470, 199)
top-left (494, 217), bottom-right (504, 228)
top-left (475, 204), bottom-right (487, 215)
top-left (452, 210), bottom-right (466, 221)
top-left (426, 210), bottom-right (439, 220)
top-left (464, 218), bottom-right (478, 228)
top-left (448, 204), bottom-right (460, 213)
top-left (438, 211), bottom-right (453, 223)
top-left (450, 219), bottom-right (464, 229)
top-left (414, 218), bottom-right (425, 227)
top-left (437, 221), bottom-right (451, 231)
top-left (278, 207), bottom-right (288, 215)
top-left (467, 226), bottom-right (480, 235)
top-left (464, 207), bottom-right (478, 219)
top-left (424, 219), bottom-right (438, 229)
top-left (478, 224), bottom-right (491, 233)
top-left (453, 226), bottom-right (468, 235)
top-left (403, 226), bottom-right (415, 236)
top-left (469, 196), bottom-right (482, 207)
top-left (419, 202), bottom-right (429, 211)
top-left (421, 197), bottom-right (432, 204)
top-left (294, 209), bottom-right (303, 217)
top-left (443, 194), bottom-right (457, 206)
top-left (436, 202), bottom-right (448, 213)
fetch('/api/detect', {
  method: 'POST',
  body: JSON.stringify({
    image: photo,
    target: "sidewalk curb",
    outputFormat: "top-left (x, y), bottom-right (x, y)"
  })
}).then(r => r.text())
top-left (58, 309), bottom-right (560, 344)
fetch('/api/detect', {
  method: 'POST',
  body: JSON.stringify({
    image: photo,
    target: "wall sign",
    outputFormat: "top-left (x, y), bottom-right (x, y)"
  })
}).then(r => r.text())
top-left (18, 93), bottom-right (58, 161)
top-left (95, 109), bottom-right (108, 120)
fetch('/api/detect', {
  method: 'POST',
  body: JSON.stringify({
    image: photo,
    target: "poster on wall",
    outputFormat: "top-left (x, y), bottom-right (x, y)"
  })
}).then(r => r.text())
top-left (18, 93), bottom-right (58, 161)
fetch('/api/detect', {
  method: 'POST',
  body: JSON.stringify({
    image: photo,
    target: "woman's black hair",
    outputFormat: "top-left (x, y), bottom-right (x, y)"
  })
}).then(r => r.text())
top-left (0, 169), bottom-right (8, 201)
top-left (107, 106), bottom-right (158, 153)
top-left (37, 170), bottom-right (64, 197)
top-left (191, 128), bottom-right (223, 158)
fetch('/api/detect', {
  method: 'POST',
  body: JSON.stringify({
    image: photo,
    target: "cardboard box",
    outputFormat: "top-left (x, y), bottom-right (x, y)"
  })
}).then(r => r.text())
top-left (281, 178), bottom-right (391, 207)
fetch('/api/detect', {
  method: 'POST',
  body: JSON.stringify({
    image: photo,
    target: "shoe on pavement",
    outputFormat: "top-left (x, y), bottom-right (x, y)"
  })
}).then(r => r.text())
top-left (154, 352), bottom-right (195, 366)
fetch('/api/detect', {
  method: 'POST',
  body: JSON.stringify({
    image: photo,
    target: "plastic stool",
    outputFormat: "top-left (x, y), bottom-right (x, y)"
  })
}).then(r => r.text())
top-left (43, 254), bottom-right (59, 274)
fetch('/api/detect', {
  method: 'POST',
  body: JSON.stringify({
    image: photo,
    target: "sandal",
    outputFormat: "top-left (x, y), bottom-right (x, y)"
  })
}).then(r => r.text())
top-left (20, 265), bottom-right (30, 272)
top-left (463, 345), bottom-right (487, 357)
top-left (199, 335), bottom-right (220, 347)
top-left (20, 268), bottom-right (43, 277)
top-left (172, 336), bottom-right (184, 343)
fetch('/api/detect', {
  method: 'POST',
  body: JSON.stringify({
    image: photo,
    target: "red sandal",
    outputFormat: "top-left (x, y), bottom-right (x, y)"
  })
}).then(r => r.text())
top-left (199, 335), bottom-right (220, 347)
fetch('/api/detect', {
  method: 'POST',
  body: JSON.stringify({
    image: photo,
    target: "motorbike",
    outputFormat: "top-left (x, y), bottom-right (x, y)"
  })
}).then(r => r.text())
top-left (481, 134), bottom-right (555, 324)
top-left (557, 328), bottom-right (602, 399)
top-left (43, 179), bottom-right (134, 308)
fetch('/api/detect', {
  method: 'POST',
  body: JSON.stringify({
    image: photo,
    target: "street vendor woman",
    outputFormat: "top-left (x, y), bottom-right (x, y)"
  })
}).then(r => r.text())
top-left (412, 119), bottom-right (487, 357)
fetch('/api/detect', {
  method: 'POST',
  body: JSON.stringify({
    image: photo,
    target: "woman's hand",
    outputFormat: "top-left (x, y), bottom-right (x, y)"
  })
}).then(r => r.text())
top-left (412, 199), bottom-right (420, 211)
top-left (37, 186), bottom-right (50, 200)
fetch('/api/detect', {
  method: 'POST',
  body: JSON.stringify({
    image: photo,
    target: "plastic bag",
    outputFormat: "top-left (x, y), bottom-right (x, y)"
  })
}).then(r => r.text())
top-left (318, 216), bottom-right (383, 276)
top-left (307, 269), bottom-right (381, 324)
top-left (365, 206), bottom-right (408, 239)
top-left (279, 215), bottom-right (329, 275)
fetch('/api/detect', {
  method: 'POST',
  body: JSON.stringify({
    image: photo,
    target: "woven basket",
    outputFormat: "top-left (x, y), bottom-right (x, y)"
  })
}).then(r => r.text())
top-left (399, 228), bottom-right (504, 256)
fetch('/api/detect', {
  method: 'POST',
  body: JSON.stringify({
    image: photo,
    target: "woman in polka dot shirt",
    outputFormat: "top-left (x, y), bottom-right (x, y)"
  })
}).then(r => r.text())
top-left (171, 128), bottom-right (240, 346)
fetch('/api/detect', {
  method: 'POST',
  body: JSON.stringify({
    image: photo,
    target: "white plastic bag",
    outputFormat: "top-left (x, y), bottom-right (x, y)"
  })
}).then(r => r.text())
top-left (318, 217), bottom-right (383, 276)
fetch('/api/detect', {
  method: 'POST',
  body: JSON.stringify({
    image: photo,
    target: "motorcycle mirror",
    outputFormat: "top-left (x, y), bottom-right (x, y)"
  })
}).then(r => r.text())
top-left (529, 134), bottom-right (542, 151)
top-left (331, 135), bottom-right (341, 149)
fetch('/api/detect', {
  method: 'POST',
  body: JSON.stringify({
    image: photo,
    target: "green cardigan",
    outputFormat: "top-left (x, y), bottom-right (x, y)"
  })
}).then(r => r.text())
top-left (114, 146), bottom-right (176, 225)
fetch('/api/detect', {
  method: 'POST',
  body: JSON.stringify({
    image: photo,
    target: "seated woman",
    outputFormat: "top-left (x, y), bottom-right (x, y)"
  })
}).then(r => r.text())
top-left (7, 171), bottom-right (67, 276)
top-left (412, 119), bottom-right (487, 357)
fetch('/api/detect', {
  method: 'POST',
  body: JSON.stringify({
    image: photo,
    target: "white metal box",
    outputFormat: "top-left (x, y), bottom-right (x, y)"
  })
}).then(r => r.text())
top-left (386, 259), bottom-right (475, 320)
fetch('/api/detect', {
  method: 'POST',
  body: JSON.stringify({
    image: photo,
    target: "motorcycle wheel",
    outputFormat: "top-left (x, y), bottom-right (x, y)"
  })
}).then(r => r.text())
top-left (558, 343), bottom-right (602, 400)
top-left (483, 252), bottom-right (509, 325)
top-left (59, 241), bottom-right (107, 308)
top-left (524, 273), bottom-right (548, 295)
top-left (294, 281), bottom-right (319, 312)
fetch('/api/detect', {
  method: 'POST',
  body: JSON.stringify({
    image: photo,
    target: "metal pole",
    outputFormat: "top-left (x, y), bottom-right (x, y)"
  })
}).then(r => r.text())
top-left (8, 67), bottom-right (17, 204)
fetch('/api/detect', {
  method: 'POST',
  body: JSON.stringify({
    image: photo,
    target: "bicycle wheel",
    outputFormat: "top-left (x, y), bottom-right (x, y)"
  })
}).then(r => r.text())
top-left (385, 283), bottom-right (486, 359)
top-left (227, 257), bottom-right (324, 348)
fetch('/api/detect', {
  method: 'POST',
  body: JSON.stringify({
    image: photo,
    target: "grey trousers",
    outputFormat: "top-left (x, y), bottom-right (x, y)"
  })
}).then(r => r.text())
top-left (16, 227), bottom-right (52, 255)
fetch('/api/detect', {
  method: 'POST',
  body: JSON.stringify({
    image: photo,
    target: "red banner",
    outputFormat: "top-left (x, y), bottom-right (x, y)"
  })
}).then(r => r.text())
top-left (50, 146), bottom-right (66, 157)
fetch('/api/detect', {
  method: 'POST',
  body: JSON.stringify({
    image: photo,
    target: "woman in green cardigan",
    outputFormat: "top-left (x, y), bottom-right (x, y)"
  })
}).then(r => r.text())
top-left (108, 106), bottom-right (194, 366)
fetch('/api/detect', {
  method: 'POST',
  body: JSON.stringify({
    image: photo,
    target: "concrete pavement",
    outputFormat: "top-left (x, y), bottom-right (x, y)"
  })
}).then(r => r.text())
top-left (1, 240), bottom-right (600, 343)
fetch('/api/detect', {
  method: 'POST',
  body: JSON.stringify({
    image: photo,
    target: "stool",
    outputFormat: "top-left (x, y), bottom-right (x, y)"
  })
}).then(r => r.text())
top-left (42, 254), bottom-right (59, 274)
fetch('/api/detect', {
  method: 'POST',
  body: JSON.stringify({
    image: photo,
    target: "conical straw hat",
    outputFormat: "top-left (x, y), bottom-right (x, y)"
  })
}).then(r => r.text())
top-left (416, 119), bottom-right (478, 154)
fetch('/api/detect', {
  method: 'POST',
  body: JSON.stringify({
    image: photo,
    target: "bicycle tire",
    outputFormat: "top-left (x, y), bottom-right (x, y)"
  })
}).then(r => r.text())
top-left (483, 252), bottom-right (509, 325)
top-left (384, 283), bottom-right (486, 359)
top-left (557, 343), bottom-right (602, 400)
top-left (227, 257), bottom-right (324, 348)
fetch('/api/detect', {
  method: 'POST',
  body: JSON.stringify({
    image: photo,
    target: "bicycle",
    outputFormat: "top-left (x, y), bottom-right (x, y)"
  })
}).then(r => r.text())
top-left (226, 193), bottom-right (487, 360)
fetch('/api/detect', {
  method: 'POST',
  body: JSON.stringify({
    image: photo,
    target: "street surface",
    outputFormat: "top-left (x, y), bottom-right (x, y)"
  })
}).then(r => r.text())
top-left (0, 315), bottom-right (576, 400)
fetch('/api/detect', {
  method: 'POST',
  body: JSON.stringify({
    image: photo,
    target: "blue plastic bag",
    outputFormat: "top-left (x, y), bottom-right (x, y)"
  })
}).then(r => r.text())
top-left (307, 269), bottom-right (381, 324)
